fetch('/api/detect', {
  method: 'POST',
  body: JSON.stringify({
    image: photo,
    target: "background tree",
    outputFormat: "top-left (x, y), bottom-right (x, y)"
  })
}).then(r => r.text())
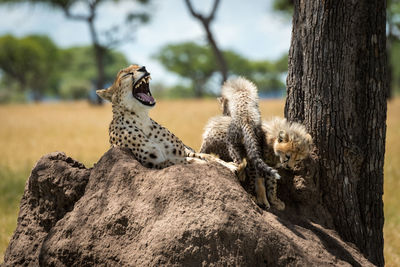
top-left (0, 35), bottom-right (59, 101)
top-left (285, 1), bottom-right (386, 266)
top-left (21, 0), bottom-right (150, 104)
top-left (154, 42), bottom-right (217, 98)
top-left (184, 0), bottom-right (228, 83)
top-left (272, 0), bottom-right (293, 17)
top-left (154, 42), bottom-right (287, 97)
top-left (274, 0), bottom-right (400, 99)
top-left (227, 51), bottom-right (287, 94)
top-left (0, 35), bottom-right (129, 102)
top-left (58, 45), bottom-right (129, 100)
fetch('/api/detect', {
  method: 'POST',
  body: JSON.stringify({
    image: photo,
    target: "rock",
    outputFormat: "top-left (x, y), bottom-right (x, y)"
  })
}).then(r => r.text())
top-left (3, 147), bottom-right (374, 266)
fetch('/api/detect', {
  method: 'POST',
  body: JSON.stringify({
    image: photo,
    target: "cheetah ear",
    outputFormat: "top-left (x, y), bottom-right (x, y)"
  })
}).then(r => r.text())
top-left (96, 86), bottom-right (114, 102)
top-left (278, 130), bottom-right (288, 143)
top-left (305, 133), bottom-right (313, 148)
top-left (305, 133), bottom-right (313, 143)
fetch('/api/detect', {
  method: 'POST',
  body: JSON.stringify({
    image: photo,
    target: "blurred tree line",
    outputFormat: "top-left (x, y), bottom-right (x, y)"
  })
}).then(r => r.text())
top-left (0, 0), bottom-right (150, 103)
top-left (0, 34), bottom-right (287, 102)
top-left (0, 0), bottom-right (398, 102)
top-left (0, 34), bottom-right (128, 103)
top-left (154, 42), bottom-right (287, 98)
top-left (0, 0), bottom-right (290, 103)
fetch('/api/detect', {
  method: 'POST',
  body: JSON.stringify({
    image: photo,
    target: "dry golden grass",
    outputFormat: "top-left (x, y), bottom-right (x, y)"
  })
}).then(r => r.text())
top-left (0, 98), bottom-right (398, 265)
top-left (384, 98), bottom-right (400, 267)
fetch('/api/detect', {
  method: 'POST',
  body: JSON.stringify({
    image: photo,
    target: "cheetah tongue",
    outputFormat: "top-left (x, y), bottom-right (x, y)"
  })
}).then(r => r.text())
top-left (136, 92), bottom-right (155, 105)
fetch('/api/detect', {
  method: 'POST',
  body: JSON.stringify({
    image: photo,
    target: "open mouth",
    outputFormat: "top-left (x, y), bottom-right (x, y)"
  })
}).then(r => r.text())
top-left (132, 74), bottom-right (155, 106)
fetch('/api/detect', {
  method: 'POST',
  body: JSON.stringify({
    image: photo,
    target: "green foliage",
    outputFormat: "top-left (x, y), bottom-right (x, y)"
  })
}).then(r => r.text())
top-left (154, 42), bottom-right (287, 97)
top-left (272, 0), bottom-right (293, 17)
top-left (225, 51), bottom-right (286, 92)
top-left (154, 42), bottom-right (218, 97)
top-left (58, 46), bottom-right (129, 99)
top-left (0, 34), bottom-right (129, 102)
top-left (155, 43), bottom-right (216, 81)
top-left (0, 34), bottom-right (59, 100)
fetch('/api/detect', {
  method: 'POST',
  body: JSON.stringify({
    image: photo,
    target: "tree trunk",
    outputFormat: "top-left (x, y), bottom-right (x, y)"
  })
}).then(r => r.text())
top-left (285, 1), bottom-right (387, 266)
top-left (183, 0), bottom-right (228, 84)
top-left (93, 43), bottom-right (106, 104)
top-left (88, 17), bottom-right (105, 105)
top-left (193, 80), bottom-right (204, 98)
top-left (202, 22), bottom-right (228, 83)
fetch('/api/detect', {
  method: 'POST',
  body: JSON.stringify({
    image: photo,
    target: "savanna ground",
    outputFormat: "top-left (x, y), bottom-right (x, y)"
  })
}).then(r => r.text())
top-left (0, 98), bottom-right (399, 266)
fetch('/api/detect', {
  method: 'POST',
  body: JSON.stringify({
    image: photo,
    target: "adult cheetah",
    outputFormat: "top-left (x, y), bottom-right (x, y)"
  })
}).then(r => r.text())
top-left (96, 64), bottom-right (244, 174)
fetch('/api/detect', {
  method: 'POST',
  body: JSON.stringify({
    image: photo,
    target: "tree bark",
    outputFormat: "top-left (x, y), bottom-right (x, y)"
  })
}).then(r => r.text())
top-left (285, 1), bottom-right (387, 266)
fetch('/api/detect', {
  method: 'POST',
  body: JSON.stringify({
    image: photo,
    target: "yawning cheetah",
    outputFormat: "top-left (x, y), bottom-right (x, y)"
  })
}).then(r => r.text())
top-left (96, 64), bottom-right (244, 174)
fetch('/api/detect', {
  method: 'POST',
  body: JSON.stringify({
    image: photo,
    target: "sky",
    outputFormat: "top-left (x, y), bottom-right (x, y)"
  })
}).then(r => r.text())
top-left (0, 0), bottom-right (292, 85)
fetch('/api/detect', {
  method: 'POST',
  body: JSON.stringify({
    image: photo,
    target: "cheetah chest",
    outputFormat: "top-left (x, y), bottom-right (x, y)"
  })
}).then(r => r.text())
top-left (110, 115), bottom-right (184, 165)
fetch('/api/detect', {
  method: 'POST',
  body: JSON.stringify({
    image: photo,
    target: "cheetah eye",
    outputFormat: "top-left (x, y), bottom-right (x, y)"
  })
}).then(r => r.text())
top-left (121, 72), bottom-right (134, 79)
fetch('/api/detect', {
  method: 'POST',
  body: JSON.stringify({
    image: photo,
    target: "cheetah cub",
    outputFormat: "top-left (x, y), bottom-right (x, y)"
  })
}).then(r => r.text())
top-left (96, 64), bottom-right (244, 174)
top-left (263, 117), bottom-right (313, 170)
top-left (201, 116), bottom-right (313, 210)
top-left (202, 77), bottom-right (280, 209)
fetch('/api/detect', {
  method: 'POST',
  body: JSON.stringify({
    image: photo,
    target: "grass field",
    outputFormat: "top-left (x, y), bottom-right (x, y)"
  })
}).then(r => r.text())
top-left (0, 99), bottom-right (398, 265)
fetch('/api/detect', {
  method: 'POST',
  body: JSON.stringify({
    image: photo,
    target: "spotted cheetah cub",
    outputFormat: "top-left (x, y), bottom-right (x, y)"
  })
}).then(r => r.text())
top-left (262, 117), bottom-right (313, 170)
top-left (204, 77), bottom-right (280, 209)
top-left (96, 64), bottom-right (244, 173)
top-left (201, 116), bottom-right (312, 209)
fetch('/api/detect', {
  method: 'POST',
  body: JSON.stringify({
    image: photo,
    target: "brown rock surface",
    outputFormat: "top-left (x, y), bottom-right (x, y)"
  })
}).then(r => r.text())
top-left (3, 147), bottom-right (374, 266)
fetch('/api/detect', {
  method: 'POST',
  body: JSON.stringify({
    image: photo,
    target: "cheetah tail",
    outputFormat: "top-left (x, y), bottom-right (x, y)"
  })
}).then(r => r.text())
top-left (241, 123), bottom-right (280, 180)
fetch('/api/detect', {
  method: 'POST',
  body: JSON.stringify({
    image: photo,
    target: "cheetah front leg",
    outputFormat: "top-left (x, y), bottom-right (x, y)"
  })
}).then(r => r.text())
top-left (184, 148), bottom-right (246, 178)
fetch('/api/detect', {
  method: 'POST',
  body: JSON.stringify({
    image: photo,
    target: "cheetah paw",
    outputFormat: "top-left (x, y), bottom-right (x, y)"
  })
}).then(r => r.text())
top-left (270, 198), bottom-right (285, 211)
top-left (256, 197), bottom-right (271, 210)
top-left (270, 169), bottom-right (281, 180)
top-left (236, 158), bottom-right (247, 182)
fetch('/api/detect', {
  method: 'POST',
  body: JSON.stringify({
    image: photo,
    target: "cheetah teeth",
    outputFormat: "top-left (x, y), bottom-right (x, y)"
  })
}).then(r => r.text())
top-left (135, 77), bottom-right (150, 88)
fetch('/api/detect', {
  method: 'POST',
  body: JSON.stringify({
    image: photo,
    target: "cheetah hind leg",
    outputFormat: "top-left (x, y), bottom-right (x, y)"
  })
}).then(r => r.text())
top-left (265, 175), bottom-right (285, 210)
top-left (255, 177), bottom-right (270, 209)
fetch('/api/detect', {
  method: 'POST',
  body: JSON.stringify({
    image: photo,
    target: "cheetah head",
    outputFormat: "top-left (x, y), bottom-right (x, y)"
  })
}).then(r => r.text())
top-left (96, 64), bottom-right (155, 112)
top-left (273, 130), bottom-right (313, 169)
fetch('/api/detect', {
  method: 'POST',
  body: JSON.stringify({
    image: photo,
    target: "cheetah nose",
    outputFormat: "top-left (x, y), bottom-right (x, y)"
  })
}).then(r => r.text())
top-left (138, 66), bottom-right (147, 72)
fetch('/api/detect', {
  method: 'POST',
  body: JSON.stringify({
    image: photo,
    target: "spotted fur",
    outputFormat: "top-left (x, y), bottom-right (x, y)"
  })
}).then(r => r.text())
top-left (200, 115), bottom-right (313, 210)
top-left (208, 77), bottom-right (280, 209)
top-left (97, 64), bottom-right (245, 174)
top-left (263, 117), bottom-right (313, 169)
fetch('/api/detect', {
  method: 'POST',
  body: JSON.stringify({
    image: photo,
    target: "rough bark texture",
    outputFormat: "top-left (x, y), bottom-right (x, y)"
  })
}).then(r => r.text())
top-left (2, 148), bottom-right (374, 266)
top-left (285, 1), bottom-right (387, 266)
